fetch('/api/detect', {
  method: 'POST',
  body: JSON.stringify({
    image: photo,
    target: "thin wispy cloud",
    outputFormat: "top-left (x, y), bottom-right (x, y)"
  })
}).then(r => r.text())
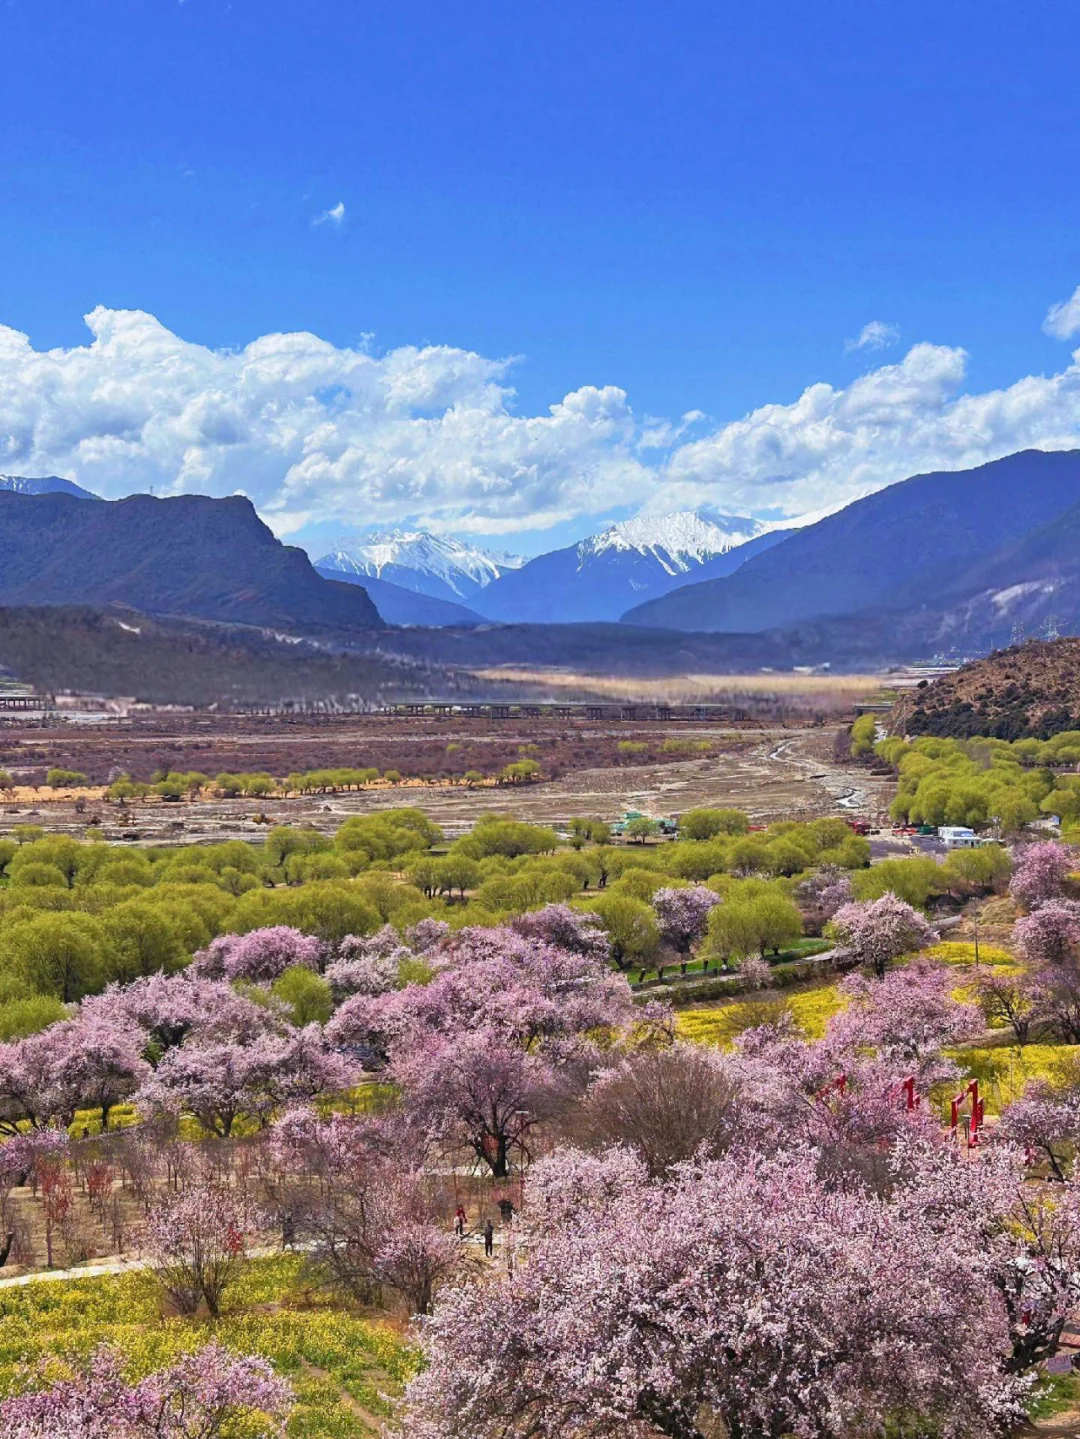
top-left (844, 320), bottom-right (900, 353)
top-left (312, 201), bottom-right (346, 228)
top-left (1043, 284), bottom-right (1080, 341)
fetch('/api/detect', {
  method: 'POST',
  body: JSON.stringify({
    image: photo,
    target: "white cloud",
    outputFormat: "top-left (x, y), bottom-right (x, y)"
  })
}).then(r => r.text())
top-left (844, 320), bottom-right (900, 353)
top-left (313, 201), bottom-right (346, 228)
top-left (661, 341), bottom-right (1080, 518)
top-left (0, 306), bottom-right (1079, 539)
top-left (0, 308), bottom-right (650, 536)
top-left (1043, 284), bottom-right (1080, 341)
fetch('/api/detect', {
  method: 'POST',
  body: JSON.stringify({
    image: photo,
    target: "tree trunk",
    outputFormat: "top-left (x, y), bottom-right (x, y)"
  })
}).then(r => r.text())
top-left (490, 1136), bottom-right (510, 1179)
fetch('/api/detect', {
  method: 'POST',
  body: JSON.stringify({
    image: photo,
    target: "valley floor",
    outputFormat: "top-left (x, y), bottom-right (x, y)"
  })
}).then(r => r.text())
top-left (0, 724), bottom-right (896, 843)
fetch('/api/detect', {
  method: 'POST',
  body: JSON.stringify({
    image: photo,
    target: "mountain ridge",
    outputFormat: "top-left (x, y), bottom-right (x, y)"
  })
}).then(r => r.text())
top-left (474, 509), bottom-right (786, 623)
top-left (316, 531), bottom-right (523, 602)
top-left (0, 473), bottom-right (98, 500)
top-left (623, 451), bottom-right (1080, 634)
top-left (316, 566), bottom-right (486, 626)
top-left (0, 491), bottom-right (384, 634)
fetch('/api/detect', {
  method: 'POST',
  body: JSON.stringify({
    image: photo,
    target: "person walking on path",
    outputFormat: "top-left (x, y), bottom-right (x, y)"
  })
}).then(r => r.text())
top-left (483, 1219), bottom-right (494, 1258)
top-left (454, 1205), bottom-right (467, 1238)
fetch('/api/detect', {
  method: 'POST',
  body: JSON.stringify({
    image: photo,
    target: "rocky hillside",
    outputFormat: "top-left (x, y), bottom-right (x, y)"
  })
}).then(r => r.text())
top-left (891, 638), bottom-right (1080, 739)
top-left (0, 491), bottom-right (382, 635)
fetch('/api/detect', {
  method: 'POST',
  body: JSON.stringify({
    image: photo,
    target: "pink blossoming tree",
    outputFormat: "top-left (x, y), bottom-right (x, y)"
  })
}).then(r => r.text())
top-left (0, 1342), bottom-right (290, 1438)
top-left (1009, 841), bottom-right (1075, 910)
top-left (191, 926), bottom-right (324, 983)
top-left (393, 1028), bottom-right (564, 1178)
top-left (829, 892), bottom-right (937, 976)
top-left (828, 959), bottom-right (981, 1087)
top-left (144, 1183), bottom-right (251, 1318)
top-left (652, 887), bottom-right (720, 970)
top-left (1013, 898), bottom-right (1080, 968)
top-left (405, 1145), bottom-right (1027, 1439)
top-left (267, 1106), bottom-right (459, 1313)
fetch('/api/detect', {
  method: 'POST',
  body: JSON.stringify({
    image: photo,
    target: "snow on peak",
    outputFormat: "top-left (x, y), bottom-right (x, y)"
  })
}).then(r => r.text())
top-left (316, 530), bottom-right (524, 595)
top-left (0, 473), bottom-right (95, 498)
top-left (580, 509), bottom-right (765, 574)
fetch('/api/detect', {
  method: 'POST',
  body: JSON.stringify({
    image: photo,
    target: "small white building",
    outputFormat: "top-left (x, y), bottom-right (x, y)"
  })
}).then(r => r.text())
top-left (938, 826), bottom-right (979, 849)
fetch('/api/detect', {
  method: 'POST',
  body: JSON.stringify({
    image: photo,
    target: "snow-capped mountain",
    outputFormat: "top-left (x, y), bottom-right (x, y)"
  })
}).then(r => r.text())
top-left (0, 474), bottom-right (97, 499)
top-left (580, 510), bottom-right (765, 572)
top-left (315, 531), bottom-right (524, 603)
top-left (474, 509), bottom-right (790, 624)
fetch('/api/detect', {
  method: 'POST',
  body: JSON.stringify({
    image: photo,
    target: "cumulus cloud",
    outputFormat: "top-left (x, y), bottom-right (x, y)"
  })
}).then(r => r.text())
top-left (1043, 284), bottom-right (1080, 341)
top-left (844, 320), bottom-right (900, 353)
top-left (0, 307), bottom-right (1079, 537)
top-left (0, 308), bottom-right (650, 535)
top-left (662, 341), bottom-right (1080, 518)
top-left (313, 201), bottom-right (346, 228)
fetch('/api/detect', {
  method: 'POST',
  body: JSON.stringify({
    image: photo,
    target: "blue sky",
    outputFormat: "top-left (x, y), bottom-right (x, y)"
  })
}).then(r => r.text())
top-left (1, 0), bottom-right (1080, 555)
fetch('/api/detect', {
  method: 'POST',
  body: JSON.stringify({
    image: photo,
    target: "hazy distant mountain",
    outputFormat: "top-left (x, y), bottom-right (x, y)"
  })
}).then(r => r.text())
top-left (474, 510), bottom-right (785, 623)
top-left (318, 566), bottom-right (486, 626)
top-left (624, 451), bottom-right (1080, 633)
top-left (0, 491), bottom-right (383, 633)
top-left (0, 473), bottom-right (97, 499)
top-left (317, 531), bottom-right (523, 603)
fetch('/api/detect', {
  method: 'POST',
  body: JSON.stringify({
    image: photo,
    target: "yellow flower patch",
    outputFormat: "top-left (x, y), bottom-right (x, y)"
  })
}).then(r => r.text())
top-left (0, 1256), bottom-right (419, 1437)
top-left (926, 941), bottom-right (1013, 967)
top-left (677, 983), bottom-right (845, 1048)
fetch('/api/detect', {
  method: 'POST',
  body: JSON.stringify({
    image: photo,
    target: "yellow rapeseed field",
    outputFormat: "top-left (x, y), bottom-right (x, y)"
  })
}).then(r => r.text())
top-left (676, 983), bottom-right (845, 1048)
top-left (0, 1256), bottom-right (418, 1437)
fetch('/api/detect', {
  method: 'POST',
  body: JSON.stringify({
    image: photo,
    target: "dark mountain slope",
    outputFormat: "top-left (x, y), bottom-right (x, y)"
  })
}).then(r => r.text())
top-left (0, 491), bottom-right (382, 632)
top-left (859, 494), bottom-right (1080, 657)
top-left (0, 607), bottom-right (502, 708)
top-left (318, 567), bottom-right (486, 626)
top-left (774, 493), bottom-right (1080, 667)
top-left (623, 451), bottom-right (1080, 632)
top-left (940, 493), bottom-right (1080, 609)
top-left (683, 528), bottom-right (794, 586)
top-left (367, 620), bottom-right (794, 674)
